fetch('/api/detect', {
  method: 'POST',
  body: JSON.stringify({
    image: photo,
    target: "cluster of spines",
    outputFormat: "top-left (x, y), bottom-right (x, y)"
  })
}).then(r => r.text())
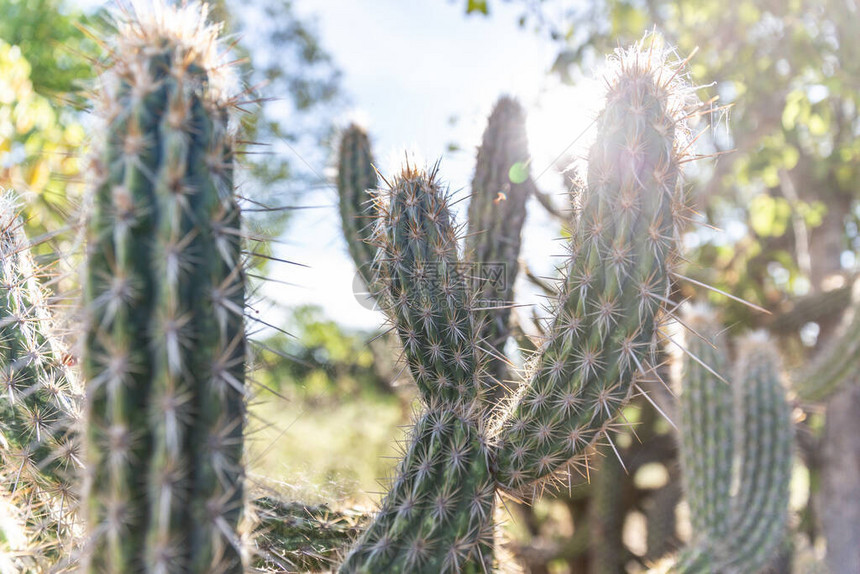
top-left (81, 3), bottom-right (247, 572)
top-left (675, 309), bottom-right (793, 573)
top-left (0, 192), bottom-right (80, 567)
top-left (465, 96), bottom-right (534, 404)
top-left (493, 45), bottom-right (689, 494)
top-left (337, 124), bottom-right (379, 292)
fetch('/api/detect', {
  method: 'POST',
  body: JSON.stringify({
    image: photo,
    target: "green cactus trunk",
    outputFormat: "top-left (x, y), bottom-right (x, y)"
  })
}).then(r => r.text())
top-left (340, 166), bottom-right (496, 573)
top-left (81, 4), bottom-right (246, 572)
top-left (494, 50), bottom-right (686, 493)
top-left (340, 409), bottom-right (495, 573)
top-left (677, 308), bottom-right (734, 546)
top-left (676, 310), bottom-right (793, 574)
top-left (0, 193), bottom-right (79, 568)
top-left (589, 445), bottom-right (626, 574)
top-left (721, 335), bottom-right (793, 573)
top-left (337, 124), bottom-right (379, 293)
top-left (466, 96), bottom-right (534, 404)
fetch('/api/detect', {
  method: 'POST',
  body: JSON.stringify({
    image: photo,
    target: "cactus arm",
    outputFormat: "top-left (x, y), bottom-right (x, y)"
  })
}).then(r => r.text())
top-left (794, 279), bottom-right (860, 401)
top-left (676, 309), bottom-right (734, 547)
top-left (370, 165), bottom-right (484, 409)
top-left (466, 96), bottom-right (533, 404)
top-left (337, 124), bottom-right (379, 291)
top-left (0, 193), bottom-right (80, 565)
top-left (340, 166), bottom-right (495, 572)
top-left (720, 335), bottom-right (792, 573)
top-left (589, 446), bottom-right (627, 574)
top-left (82, 4), bottom-right (246, 572)
top-left (675, 325), bottom-right (793, 574)
top-left (495, 47), bottom-right (690, 493)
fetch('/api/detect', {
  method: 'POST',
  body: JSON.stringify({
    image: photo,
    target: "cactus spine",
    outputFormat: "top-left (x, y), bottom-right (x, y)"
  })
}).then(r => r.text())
top-left (465, 96), bottom-right (533, 403)
top-left (676, 309), bottom-right (793, 573)
top-left (0, 192), bottom-right (79, 567)
top-left (341, 41), bottom-right (700, 573)
top-left (81, 3), bottom-right (246, 572)
top-left (337, 124), bottom-right (379, 292)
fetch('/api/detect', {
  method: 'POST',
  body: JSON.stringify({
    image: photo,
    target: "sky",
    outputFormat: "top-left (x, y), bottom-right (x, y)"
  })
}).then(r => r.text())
top-left (72, 0), bottom-right (608, 331)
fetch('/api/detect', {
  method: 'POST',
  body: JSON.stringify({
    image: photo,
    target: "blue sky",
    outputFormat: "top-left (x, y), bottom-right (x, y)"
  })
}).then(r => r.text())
top-left (73, 0), bottom-right (607, 331)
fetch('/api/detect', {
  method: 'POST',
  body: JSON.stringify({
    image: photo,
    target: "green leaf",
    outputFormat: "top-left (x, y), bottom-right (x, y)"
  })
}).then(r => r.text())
top-left (466, 0), bottom-right (489, 15)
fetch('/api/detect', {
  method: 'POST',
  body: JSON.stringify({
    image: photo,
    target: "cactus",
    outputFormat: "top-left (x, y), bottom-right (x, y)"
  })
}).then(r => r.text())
top-left (589, 445), bottom-right (626, 574)
top-left (253, 497), bottom-right (369, 572)
top-left (493, 44), bottom-right (688, 493)
top-left (465, 96), bottom-right (534, 403)
top-left (0, 192), bottom-right (80, 568)
top-left (676, 309), bottom-right (793, 573)
top-left (340, 40), bottom-right (700, 573)
top-left (337, 124), bottom-right (379, 292)
top-left (794, 278), bottom-right (860, 401)
top-left (81, 3), bottom-right (247, 572)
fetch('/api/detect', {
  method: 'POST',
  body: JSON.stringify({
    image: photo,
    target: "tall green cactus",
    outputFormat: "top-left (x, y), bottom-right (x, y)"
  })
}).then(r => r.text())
top-left (676, 308), bottom-right (793, 573)
top-left (494, 45), bottom-right (687, 493)
top-left (0, 192), bottom-right (79, 568)
top-left (465, 96), bottom-right (534, 403)
top-left (81, 3), bottom-right (247, 572)
top-left (337, 124), bottom-right (379, 292)
top-left (341, 41), bottom-right (700, 573)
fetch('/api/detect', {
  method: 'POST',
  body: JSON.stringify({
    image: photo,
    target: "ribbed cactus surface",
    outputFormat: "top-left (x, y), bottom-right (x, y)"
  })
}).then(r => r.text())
top-left (494, 48), bottom-right (688, 492)
top-left (370, 165), bottom-right (488, 408)
top-left (337, 124), bottom-right (379, 292)
top-left (722, 334), bottom-right (793, 573)
top-left (81, 3), bottom-right (246, 572)
top-left (0, 193), bottom-right (79, 566)
top-left (466, 96), bottom-right (533, 403)
top-left (340, 410), bottom-right (495, 573)
top-left (340, 166), bottom-right (495, 573)
top-left (676, 311), bottom-right (793, 574)
top-left (677, 308), bottom-right (734, 545)
top-left (253, 497), bottom-right (368, 572)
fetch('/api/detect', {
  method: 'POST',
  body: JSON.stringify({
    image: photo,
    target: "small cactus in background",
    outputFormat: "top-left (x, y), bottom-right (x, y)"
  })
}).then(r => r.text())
top-left (253, 496), bottom-right (369, 572)
top-left (0, 192), bottom-right (80, 569)
top-left (676, 308), bottom-right (793, 573)
top-left (337, 124), bottom-right (379, 292)
top-left (81, 3), bottom-right (247, 572)
top-left (340, 39), bottom-right (701, 573)
top-left (794, 277), bottom-right (860, 402)
top-left (465, 96), bottom-right (534, 403)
